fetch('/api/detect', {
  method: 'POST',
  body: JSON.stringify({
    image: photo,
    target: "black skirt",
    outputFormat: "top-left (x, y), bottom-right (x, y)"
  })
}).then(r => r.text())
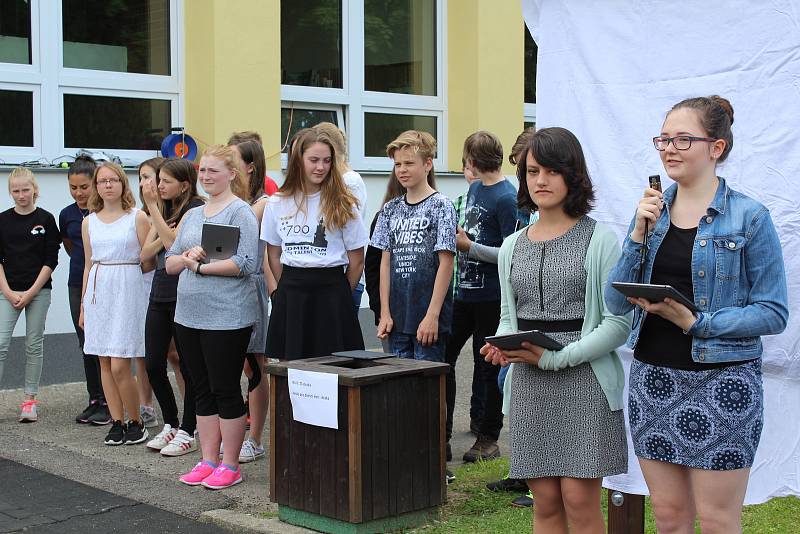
top-left (266, 265), bottom-right (364, 360)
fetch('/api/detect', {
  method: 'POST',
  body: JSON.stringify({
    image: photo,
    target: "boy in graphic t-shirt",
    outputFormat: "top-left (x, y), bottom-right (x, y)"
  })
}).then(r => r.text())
top-left (371, 131), bottom-right (456, 362)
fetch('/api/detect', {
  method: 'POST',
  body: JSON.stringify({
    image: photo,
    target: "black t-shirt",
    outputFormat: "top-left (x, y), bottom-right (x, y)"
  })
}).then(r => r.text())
top-left (149, 198), bottom-right (205, 302)
top-left (0, 207), bottom-right (60, 291)
top-left (635, 223), bottom-right (746, 370)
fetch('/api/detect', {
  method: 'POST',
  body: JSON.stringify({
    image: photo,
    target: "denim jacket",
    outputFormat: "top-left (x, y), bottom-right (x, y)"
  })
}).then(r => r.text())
top-left (605, 177), bottom-right (788, 364)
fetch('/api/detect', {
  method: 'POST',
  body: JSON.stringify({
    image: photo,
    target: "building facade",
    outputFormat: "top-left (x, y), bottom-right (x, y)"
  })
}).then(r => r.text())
top-left (0, 0), bottom-right (537, 339)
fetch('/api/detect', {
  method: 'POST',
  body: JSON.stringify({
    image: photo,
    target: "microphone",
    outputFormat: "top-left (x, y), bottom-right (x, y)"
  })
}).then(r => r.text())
top-left (640, 175), bottom-right (662, 282)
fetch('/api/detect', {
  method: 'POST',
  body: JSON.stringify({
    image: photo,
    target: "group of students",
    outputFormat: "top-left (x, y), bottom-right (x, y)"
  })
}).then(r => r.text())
top-left (0, 94), bottom-right (789, 531)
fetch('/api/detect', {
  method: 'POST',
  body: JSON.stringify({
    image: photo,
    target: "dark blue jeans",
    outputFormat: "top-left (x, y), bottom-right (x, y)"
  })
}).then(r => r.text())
top-left (388, 332), bottom-right (446, 362)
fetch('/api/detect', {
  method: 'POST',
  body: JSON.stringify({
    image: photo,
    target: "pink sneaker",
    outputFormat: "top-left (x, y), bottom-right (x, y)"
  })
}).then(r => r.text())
top-left (19, 400), bottom-right (38, 423)
top-left (179, 460), bottom-right (216, 486)
top-left (201, 464), bottom-right (242, 490)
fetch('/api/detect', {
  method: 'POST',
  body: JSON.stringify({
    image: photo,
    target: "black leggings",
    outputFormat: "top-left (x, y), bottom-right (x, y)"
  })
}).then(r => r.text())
top-left (68, 285), bottom-right (103, 402)
top-left (145, 300), bottom-right (196, 433)
top-left (174, 324), bottom-right (250, 420)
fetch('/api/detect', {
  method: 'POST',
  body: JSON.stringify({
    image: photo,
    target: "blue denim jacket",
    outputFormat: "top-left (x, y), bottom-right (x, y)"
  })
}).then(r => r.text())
top-left (605, 177), bottom-right (788, 363)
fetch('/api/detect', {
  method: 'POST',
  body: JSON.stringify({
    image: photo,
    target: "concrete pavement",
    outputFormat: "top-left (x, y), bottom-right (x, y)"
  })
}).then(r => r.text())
top-left (0, 335), bottom-right (509, 533)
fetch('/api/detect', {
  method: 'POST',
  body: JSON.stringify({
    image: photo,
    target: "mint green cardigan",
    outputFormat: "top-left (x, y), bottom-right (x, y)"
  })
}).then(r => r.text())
top-left (499, 221), bottom-right (632, 413)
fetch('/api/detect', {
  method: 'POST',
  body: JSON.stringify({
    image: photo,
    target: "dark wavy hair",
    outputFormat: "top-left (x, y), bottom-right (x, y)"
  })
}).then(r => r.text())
top-left (516, 127), bottom-right (595, 218)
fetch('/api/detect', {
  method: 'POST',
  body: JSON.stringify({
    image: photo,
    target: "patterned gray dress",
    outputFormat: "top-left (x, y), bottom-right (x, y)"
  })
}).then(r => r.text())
top-left (508, 216), bottom-right (627, 479)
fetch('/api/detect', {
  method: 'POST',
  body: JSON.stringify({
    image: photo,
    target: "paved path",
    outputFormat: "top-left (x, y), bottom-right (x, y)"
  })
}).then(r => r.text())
top-left (0, 458), bottom-right (228, 533)
top-left (0, 333), bottom-right (508, 532)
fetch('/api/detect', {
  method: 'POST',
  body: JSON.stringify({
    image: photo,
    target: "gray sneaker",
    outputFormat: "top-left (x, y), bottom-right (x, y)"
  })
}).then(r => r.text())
top-left (140, 405), bottom-right (158, 429)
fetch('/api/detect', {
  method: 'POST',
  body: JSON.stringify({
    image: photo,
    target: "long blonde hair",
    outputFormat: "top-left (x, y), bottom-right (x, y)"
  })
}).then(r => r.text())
top-left (202, 145), bottom-right (248, 201)
top-left (88, 162), bottom-right (136, 212)
top-left (279, 129), bottom-right (359, 230)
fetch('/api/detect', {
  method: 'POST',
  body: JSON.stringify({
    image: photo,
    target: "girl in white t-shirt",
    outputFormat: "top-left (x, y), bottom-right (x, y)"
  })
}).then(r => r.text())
top-left (261, 129), bottom-right (368, 360)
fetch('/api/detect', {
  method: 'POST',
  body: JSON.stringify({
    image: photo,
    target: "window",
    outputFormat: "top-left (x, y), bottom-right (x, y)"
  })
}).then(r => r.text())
top-left (364, 0), bottom-right (436, 96)
top-left (280, 0), bottom-right (445, 170)
top-left (524, 27), bottom-right (537, 125)
top-left (0, 0), bottom-right (31, 65)
top-left (364, 112), bottom-right (435, 157)
top-left (281, 0), bottom-right (342, 88)
top-left (62, 0), bottom-right (171, 75)
top-left (0, 0), bottom-right (182, 164)
top-left (64, 94), bottom-right (171, 150)
top-left (0, 89), bottom-right (34, 147)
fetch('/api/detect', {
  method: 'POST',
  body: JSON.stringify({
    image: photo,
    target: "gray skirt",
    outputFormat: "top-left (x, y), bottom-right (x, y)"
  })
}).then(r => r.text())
top-left (247, 272), bottom-right (269, 354)
top-left (509, 361), bottom-right (627, 479)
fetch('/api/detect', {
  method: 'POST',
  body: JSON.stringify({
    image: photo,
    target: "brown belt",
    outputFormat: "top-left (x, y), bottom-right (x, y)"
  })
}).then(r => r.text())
top-left (91, 261), bottom-right (140, 304)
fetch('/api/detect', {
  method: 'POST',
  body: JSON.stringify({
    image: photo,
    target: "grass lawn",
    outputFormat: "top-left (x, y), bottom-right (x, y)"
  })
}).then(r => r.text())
top-left (413, 458), bottom-right (800, 533)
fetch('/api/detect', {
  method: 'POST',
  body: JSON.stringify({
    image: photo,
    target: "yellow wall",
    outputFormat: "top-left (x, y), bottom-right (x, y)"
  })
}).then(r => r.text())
top-left (184, 0), bottom-right (282, 168)
top-left (185, 0), bottom-right (523, 173)
top-left (447, 1), bottom-right (524, 174)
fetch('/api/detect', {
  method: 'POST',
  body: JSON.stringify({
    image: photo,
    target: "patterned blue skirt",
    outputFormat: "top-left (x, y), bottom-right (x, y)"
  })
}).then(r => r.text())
top-left (628, 359), bottom-right (763, 471)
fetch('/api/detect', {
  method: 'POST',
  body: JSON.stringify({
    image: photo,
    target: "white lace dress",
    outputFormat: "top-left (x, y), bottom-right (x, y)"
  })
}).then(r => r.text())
top-left (83, 210), bottom-right (148, 358)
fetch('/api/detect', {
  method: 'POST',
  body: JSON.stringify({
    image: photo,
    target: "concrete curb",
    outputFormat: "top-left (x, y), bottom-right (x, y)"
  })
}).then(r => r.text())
top-left (200, 509), bottom-right (314, 533)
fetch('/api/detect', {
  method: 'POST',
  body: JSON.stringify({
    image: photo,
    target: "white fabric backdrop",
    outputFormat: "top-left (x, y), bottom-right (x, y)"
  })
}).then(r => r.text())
top-left (522, 0), bottom-right (800, 504)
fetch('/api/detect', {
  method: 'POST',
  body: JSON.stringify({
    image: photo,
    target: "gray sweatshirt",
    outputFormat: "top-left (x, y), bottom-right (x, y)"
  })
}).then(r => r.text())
top-left (167, 199), bottom-right (259, 330)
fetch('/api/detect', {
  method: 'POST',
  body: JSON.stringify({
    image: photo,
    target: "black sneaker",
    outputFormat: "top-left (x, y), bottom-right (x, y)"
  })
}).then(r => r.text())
top-left (88, 403), bottom-right (112, 425)
top-left (486, 477), bottom-right (528, 493)
top-left (511, 491), bottom-right (534, 508)
top-left (124, 419), bottom-right (149, 445)
top-left (104, 420), bottom-right (126, 446)
top-left (445, 469), bottom-right (456, 485)
top-left (76, 400), bottom-right (99, 424)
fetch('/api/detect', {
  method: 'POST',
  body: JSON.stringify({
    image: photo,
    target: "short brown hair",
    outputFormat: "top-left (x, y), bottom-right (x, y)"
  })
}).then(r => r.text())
top-left (463, 131), bottom-right (503, 173)
top-left (386, 130), bottom-right (437, 189)
top-left (228, 130), bottom-right (263, 146)
top-left (509, 126), bottom-right (535, 166)
top-left (516, 127), bottom-right (595, 218)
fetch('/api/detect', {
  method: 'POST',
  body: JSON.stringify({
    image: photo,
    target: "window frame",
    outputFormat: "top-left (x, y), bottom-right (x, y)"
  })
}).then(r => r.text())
top-left (280, 0), bottom-right (447, 172)
top-left (0, 0), bottom-right (183, 165)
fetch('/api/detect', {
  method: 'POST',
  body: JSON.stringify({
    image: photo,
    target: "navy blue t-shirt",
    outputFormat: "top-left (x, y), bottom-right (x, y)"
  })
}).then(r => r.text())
top-left (59, 203), bottom-right (88, 288)
top-left (371, 192), bottom-right (457, 335)
top-left (455, 179), bottom-right (518, 302)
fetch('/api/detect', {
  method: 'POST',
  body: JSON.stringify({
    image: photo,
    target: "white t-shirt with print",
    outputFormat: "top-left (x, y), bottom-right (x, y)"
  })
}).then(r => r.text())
top-left (261, 191), bottom-right (369, 268)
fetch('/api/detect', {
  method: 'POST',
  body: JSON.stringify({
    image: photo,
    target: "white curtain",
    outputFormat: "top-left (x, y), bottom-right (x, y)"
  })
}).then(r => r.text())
top-left (522, 0), bottom-right (800, 504)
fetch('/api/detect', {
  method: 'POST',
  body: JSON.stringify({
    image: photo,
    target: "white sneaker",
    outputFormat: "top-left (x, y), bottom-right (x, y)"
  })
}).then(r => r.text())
top-left (146, 424), bottom-right (176, 451)
top-left (160, 429), bottom-right (198, 457)
top-left (239, 438), bottom-right (265, 463)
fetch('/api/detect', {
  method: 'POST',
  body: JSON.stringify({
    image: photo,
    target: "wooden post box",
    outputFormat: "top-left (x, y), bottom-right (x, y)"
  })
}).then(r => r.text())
top-left (266, 356), bottom-right (449, 534)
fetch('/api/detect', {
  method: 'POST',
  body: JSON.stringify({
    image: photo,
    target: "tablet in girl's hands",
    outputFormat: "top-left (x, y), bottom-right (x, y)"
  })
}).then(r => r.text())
top-left (611, 282), bottom-right (699, 312)
top-left (485, 330), bottom-right (564, 351)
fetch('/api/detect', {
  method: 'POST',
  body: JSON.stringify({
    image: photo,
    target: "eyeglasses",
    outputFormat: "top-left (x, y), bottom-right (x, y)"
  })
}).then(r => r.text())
top-left (653, 136), bottom-right (717, 151)
top-left (97, 178), bottom-right (122, 186)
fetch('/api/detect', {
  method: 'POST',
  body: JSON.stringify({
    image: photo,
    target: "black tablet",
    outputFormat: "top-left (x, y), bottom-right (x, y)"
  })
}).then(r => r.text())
top-left (611, 282), bottom-right (699, 312)
top-left (201, 222), bottom-right (240, 262)
top-left (332, 350), bottom-right (394, 360)
top-left (485, 330), bottom-right (564, 351)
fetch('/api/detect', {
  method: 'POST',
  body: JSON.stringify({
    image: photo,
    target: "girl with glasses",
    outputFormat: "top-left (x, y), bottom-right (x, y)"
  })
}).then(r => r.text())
top-left (606, 95), bottom-right (788, 532)
top-left (80, 162), bottom-right (152, 446)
